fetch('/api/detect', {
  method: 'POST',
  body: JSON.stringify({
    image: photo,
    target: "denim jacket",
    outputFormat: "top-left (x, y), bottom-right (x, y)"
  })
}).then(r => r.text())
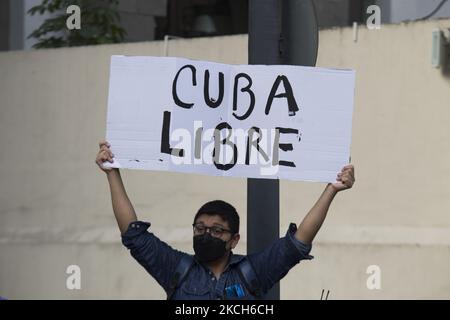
top-left (121, 221), bottom-right (313, 300)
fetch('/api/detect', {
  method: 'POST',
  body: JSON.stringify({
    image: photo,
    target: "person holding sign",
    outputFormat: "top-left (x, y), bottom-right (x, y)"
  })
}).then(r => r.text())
top-left (95, 140), bottom-right (355, 300)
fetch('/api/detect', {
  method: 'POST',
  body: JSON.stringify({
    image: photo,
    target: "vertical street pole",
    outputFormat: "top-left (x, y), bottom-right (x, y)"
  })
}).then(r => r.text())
top-left (281, 0), bottom-right (318, 67)
top-left (247, 0), bottom-right (281, 300)
top-left (248, 0), bottom-right (318, 300)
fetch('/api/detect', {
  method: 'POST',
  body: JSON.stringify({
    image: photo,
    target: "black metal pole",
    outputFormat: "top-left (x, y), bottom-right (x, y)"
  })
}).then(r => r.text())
top-left (247, 0), bottom-right (281, 300)
top-left (248, 0), bottom-right (318, 300)
top-left (281, 0), bottom-right (318, 67)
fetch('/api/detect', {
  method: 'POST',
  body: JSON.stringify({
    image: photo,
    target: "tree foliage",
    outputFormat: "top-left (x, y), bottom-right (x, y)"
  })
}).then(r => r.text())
top-left (28, 0), bottom-right (126, 48)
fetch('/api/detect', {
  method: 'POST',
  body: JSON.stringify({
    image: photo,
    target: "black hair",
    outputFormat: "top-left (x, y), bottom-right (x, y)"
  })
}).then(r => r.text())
top-left (193, 200), bottom-right (240, 234)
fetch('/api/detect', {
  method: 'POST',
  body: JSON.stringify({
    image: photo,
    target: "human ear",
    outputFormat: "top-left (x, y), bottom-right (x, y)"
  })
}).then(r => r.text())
top-left (230, 234), bottom-right (240, 249)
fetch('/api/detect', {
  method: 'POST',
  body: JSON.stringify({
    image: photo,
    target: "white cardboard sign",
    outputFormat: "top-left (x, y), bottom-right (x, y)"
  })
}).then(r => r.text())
top-left (105, 56), bottom-right (355, 182)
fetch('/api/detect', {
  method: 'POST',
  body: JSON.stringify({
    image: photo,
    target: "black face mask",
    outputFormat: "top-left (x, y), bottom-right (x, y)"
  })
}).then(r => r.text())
top-left (193, 233), bottom-right (229, 263)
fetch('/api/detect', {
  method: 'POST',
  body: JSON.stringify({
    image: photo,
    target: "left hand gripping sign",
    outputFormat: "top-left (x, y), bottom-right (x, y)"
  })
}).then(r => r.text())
top-left (105, 56), bottom-right (356, 182)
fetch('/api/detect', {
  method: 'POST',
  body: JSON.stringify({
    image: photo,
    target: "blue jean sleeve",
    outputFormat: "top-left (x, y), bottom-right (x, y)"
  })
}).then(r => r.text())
top-left (247, 223), bottom-right (313, 295)
top-left (121, 221), bottom-right (186, 292)
top-left (286, 223), bottom-right (314, 260)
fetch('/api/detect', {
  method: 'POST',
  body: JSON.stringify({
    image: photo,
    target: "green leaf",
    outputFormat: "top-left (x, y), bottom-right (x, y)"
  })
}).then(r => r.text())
top-left (29, 0), bottom-right (126, 49)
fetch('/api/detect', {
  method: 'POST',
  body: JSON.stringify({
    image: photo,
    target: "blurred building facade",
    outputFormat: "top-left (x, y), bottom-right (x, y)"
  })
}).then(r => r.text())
top-left (2, 0), bottom-right (450, 51)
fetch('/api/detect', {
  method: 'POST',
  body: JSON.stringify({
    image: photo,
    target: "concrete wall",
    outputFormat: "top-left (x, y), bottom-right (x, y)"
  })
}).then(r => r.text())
top-left (0, 19), bottom-right (450, 299)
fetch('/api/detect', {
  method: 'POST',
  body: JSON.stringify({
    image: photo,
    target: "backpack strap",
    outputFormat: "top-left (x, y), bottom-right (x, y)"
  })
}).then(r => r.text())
top-left (167, 255), bottom-right (194, 300)
top-left (237, 258), bottom-right (263, 299)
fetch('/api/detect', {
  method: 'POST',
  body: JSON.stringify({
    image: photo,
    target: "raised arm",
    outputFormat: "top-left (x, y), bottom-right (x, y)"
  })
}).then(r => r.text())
top-left (95, 141), bottom-right (137, 234)
top-left (295, 165), bottom-right (355, 244)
